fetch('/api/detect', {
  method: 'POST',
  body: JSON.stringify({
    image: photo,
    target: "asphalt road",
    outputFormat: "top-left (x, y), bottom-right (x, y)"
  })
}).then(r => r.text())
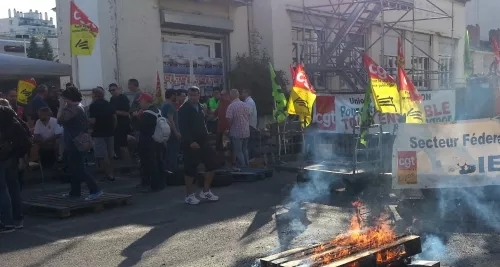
top-left (1, 171), bottom-right (500, 267)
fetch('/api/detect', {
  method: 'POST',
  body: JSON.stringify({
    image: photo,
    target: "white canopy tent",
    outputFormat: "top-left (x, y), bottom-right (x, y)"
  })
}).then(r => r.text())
top-left (0, 53), bottom-right (71, 80)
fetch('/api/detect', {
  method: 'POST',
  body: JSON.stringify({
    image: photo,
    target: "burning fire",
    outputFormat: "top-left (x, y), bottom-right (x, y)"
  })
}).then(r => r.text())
top-left (312, 201), bottom-right (406, 265)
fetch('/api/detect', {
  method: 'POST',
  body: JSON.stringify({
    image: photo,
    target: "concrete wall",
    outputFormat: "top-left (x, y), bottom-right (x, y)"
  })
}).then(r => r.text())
top-left (116, 0), bottom-right (164, 94)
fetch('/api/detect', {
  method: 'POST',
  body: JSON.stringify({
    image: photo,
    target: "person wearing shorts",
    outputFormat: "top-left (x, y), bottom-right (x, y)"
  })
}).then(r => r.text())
top-left (89, 87), bottom-right (117, 181)
top-left (178, 86), bottom-right (220, 205)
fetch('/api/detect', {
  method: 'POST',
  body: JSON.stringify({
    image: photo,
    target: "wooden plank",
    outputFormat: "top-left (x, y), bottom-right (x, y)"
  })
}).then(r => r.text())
top-left (408, 261), bottom-right (440, 267)
top-left (232, 171), bottom-right (264, 182)
top-left (23, 201), bottom-right (68, 210)
top-left (260, 247), bottom-right (314, 267)
top-left (24, 192), bottom-right (132, 218)
top-left (280, 244), bottom-right (351, 267)
top-left (262, 231), bottom-right (373, 267)
top-left (26, 194), bottom-right (131, 209)
top-left (322, 235), bottom-right (421, 267)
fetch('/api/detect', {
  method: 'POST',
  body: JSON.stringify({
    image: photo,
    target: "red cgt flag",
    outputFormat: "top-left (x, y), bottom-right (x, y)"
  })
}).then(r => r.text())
top-left (287, 63), bottom-right (316, 126)
top-left (397, 38), bottom-right (425, 123)
top-left (397, 38), bottom-right (422, 102)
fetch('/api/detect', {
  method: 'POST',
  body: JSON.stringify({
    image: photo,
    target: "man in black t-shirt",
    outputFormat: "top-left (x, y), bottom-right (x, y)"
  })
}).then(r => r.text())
top-left (136, 93), bottom-right (165, 192)
top-left (109, 83), bottom-right (132, 163)
top-left (89, 87), bottom-right (117, 181)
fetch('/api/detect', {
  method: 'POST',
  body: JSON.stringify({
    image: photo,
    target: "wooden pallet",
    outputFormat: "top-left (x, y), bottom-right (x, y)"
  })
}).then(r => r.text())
top-left (231, 169), bottom-right (266, 182)
top-left (23, 192), bottom-right (132, 218)
top-left (238, 168), bottom-right (273, 178)
top-left (260, 235), bottom-right (422, 267)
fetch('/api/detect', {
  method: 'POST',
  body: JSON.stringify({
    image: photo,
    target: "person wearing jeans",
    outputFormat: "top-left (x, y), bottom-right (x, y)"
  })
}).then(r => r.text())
top-left (57, 87), bottom-right (102, 200)
top-left (226, 89), bottom-right (250, 168)
top-left (0, 158), bottom-right (23, 233)
top-left (161, 89), bottom-right (181, 173)
top-left (240, 89), bottom-right (258, 159)
top-left (0, 105), bottom-right (30, 233)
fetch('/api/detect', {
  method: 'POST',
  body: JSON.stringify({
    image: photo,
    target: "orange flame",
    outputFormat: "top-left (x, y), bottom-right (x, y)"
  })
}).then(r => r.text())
top-left (312, 201), bottom-right (405, 265)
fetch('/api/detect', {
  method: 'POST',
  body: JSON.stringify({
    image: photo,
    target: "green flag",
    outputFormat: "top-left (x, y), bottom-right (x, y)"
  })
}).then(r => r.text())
top-left (464, 29), bottom-right (473, 78)
top-left (359, 84), bottom-right (373, 146)
top-left (269, 62), bottom-right (288, 123)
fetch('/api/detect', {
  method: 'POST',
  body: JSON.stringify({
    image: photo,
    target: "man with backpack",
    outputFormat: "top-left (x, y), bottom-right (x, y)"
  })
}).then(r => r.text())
top-left (136, 93), bottom-right (169, 192)
top-left (0, 105), bottom-right (31, 233)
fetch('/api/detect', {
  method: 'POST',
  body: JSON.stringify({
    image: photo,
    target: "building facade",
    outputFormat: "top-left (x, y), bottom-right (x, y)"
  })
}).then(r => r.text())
top-left (0, 9), bottom-right (56, 38)
top-left (55, 0), bottom-right (467, 94)
top-left (466, 24), bottom-right (495, 75)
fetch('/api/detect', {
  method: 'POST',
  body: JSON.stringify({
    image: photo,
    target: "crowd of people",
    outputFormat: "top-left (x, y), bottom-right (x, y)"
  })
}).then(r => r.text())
top-left (0, 78), bottom-right (259, 233)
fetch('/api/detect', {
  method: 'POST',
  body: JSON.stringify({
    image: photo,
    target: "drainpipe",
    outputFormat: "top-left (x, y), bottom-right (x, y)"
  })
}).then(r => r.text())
top-left (246, 1), bottom-right (253, 56)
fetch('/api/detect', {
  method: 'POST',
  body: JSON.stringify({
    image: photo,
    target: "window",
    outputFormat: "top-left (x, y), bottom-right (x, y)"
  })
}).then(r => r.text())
top-left (291, 27), bottom-right (323, 64)
top-left (439, 56), bottom-right (452, 88)
top-left (383, 55), bottom-right (398, 77)
top-left (215, 43), bottom-right (222, 59)
top-left (382, 55), bottom-right (430, 89)
top-left (438, 37), bottom-right (454, 88)
top-left (410, 56), bottom-right (430, 89)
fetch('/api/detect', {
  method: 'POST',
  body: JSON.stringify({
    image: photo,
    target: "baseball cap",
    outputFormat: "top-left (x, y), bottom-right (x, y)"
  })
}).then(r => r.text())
top-left (136, 93), bottom-right (153, 102)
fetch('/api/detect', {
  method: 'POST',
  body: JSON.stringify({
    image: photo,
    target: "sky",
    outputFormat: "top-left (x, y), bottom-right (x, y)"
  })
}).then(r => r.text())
top-left (0, 0), bottom-right (56, 21)
top-left (465, 0), bottom-right (498, 40)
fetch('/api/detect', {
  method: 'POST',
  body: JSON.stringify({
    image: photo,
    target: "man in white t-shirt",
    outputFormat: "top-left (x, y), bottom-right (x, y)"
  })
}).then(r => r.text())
top-left (240, 88), bottom-right (258, 159)
top-left (33, 107), bottom-right (63, 168)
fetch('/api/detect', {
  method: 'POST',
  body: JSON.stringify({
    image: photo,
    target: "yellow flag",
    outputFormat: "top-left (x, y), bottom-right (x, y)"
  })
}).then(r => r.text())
top-left (17, 79), bottom-right (37, 105)
top-left (397, 38), bottom-right (425, 123)
top-left (398, 69), bottom-right (425, 123)
top-left (70, 1), bottom-right (99, 56)
top-left (287, 64), bottom-right (316, 127)
top-left (363, 54), bottom-right (400, 114)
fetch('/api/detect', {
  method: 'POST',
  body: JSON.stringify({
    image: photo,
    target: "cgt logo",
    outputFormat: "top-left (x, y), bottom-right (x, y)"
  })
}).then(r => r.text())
top-left (398, 151), bottom-right (417, 170)
top-left (313, 111), bottom-right (335, 129)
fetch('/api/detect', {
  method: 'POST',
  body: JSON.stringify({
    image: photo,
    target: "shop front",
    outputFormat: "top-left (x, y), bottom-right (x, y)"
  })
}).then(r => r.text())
top-left (160, 2), bottom-right (241, 97)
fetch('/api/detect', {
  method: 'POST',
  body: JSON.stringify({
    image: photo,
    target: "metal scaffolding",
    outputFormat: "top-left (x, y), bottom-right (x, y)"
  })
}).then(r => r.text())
top-left (292, 0), bottom-right (456, 92)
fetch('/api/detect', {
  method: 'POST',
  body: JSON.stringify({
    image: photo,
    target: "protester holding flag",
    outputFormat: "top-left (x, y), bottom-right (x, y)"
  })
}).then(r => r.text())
top-left (287, 64), bottom-right (316, 127)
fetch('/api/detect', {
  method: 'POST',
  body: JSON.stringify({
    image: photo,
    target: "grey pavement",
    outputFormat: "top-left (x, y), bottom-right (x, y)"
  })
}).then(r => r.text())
top-left (0, 172), bottom-right (500, 267)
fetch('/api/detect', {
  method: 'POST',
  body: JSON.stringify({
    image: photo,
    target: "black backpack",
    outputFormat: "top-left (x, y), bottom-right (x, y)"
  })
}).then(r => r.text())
top-left (0, 117), bottom-right (32, 162)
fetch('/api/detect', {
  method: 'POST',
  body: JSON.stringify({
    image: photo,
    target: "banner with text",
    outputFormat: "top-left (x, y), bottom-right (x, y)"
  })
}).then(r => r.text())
top-left (312, 95), bottom-right (336, 131)
top-left (334, 90), bottom-right (456, 133)
top-left (392, 119), bottom-right (500, 189)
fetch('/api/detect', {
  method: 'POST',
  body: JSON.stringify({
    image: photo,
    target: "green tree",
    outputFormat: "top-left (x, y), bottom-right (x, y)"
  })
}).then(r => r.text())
top-left (26, 37), bottom-right (39, 59)
top-left (39, 38), bottom-right (54, 61)
top-left (228, 30), bottom-right (289, 116)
